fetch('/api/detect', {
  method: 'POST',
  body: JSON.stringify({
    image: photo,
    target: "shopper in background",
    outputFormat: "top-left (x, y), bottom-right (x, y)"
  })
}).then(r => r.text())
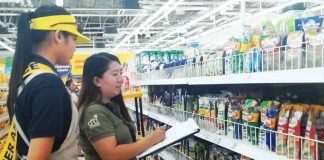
top-left (66, 78), bottom-right (79, 106)
top-left (78, 52), bottom-right (166, 160)
top-left (6, 4), bottom-right (90, 159)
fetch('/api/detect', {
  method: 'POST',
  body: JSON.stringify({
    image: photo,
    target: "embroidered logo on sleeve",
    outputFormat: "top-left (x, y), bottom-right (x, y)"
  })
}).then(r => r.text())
top-left (88, 115), bottom-right (100, 129)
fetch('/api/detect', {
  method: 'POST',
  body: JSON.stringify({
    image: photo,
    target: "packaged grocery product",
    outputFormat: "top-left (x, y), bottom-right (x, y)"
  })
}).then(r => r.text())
top-left (215, 50), bottom-right (225, 76)
top-left (228, 98), bottom-right (242, 140)
top-left (199, 96), bottom-right (207, 116)
top-left (302, 105), bottom-right (324, 160)
top-left (242, 99), bottom-right (259, 144)
top-left (231, 38), bottom-right (244, 74)
top-left (287, 104), bottom-right (308, 159)
top-left (248, 48), bottom-right (262, 72)
top-left (188, 138), bottom-right (197, 160)
top-left (217, 96), bottom-right (228, 135)
top-left (258, 101), bottom-right (270, 149)
top-left (264, 106), bottom-right (279, 152)
top-left (276, 104), bottom-right (292, 156)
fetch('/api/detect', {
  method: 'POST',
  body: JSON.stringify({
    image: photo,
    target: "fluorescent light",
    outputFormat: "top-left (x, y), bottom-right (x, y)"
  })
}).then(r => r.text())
top-left (168, 0), bottom-right (306, 49)
top-left (111, 0), bottom-right (179, 53)
top-left (142, 0), bottom-right (239, 50)
top-left (140, 0), bottom-right (185, 34)
top-left (56, 0), bottom-right (63, 6)
top-left (306, 4), bottom-right (324, 12)
top-left (0, 40), bottom-right (14, 53)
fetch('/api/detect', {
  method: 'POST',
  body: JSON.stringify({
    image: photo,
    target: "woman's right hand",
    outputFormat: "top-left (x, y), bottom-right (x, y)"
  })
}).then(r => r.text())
top-left (147, 126), bottom-right (166, 145)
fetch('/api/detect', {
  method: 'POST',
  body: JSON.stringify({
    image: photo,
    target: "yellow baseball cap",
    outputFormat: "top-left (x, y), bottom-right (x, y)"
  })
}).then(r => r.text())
top-left (31, 15), bottom-right (91, 44)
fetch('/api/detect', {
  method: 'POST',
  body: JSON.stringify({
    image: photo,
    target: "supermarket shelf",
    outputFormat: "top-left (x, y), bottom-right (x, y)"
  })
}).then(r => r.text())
top-left (0, 85), bottom-right (8, 90)
top-left (133, 77), bottom-right (189, 86)
top-left (189, 68), bottom-right (324, 85)
top-left (0, 113), bottom-right (9, 122)
top-left (134, 68), bottom-right (324, 85)
top-left (0, 127), bottom-right (9, 139)
top-left (158, 150), bottom-right (176, 160)
top-left (126, 104), bottom-right (286, 160)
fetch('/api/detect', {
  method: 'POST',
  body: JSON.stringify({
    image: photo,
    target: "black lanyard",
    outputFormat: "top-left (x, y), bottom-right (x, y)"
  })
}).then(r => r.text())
top-left (103, 102), bottom-right (136, 142)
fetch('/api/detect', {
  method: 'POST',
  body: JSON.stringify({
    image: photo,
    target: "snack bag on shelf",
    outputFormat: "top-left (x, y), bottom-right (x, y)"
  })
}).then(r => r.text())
top-left (205, 51), bottom-right (216, 76)
top-left (223, 38), bottom-right (234, 75)
top-left (217, 96), bottom-right (228, 135)
top-left (286, 30), bottom-right (305, 69)
top-left (246, 101), bottom-right (260, 145)
top-left (227, 98), bottom-right (242, 140)
top-left (260, 20), bottom-right (281, 72)
top-left (231, 38), bottom-right (244, 74)
top-left (248, 47), bottom-right (262, 73)
top-left (207, 97), bottom-right (217, 132)
top-left (215, 50), bottom-right (225, 76)
top-left (242, 99), bottom-right (258, 144)
top-left (258, 100), bottom-right (272, 149)
top-left (301, 16), bottom-right (324, 68)
top-left (276, 104), bottom-right (292, 156)
top-left (302, 105), bottom-right (324, 160)
top-left (227, 99), bottom-right (234, 139)
top-left (287, 104), bottom-right (308, 159)
top-left (188, 138), bottom-right (197, 160)
top-left (264, 102), bottom-right (280, 152)
top-left (240, 26), bottom-right (253, 73)
top-left (187, 95), bottom-right (198, 113)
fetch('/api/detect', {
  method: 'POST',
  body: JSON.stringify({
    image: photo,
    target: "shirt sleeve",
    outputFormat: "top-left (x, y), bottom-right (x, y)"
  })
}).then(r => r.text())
top-left (28, 75), bottom-right (69, 139)
top-left (82, 105), bottom-right (116, 143)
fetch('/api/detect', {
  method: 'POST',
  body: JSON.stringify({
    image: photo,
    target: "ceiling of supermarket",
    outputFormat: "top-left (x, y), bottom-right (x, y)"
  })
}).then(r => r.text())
top-left (0, 0), bottom-right (323, 54)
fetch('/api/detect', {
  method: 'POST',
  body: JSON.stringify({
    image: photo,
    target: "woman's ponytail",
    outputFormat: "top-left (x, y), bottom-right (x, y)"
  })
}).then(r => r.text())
top-left (7, 12), bottom-right (33, 119)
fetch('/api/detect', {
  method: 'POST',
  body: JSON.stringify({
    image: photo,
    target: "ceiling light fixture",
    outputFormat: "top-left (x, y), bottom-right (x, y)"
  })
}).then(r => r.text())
top-left (142, 0), bottom-right (239, 50)
top-left (111, 0), bottom-right (181, 53)
top-left (168, 0), bottom-right (306, 49)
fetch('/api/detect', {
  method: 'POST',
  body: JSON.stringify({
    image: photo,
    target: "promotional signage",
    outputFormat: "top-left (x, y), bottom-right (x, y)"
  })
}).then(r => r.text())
top-left (55, 65), bottom-right (71, 77)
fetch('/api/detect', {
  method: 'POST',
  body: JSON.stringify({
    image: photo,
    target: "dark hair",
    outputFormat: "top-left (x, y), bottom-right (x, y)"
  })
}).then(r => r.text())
top-left (7, 4), bottom-right (71, 119)
top-left (78, 52), bottom-right (131, 122)
top-left (65, 79), bottom-right (73, 87)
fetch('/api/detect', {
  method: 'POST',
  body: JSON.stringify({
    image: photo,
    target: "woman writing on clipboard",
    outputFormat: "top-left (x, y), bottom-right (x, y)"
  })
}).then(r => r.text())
top-left (78, 52), bottom-right (166, 160)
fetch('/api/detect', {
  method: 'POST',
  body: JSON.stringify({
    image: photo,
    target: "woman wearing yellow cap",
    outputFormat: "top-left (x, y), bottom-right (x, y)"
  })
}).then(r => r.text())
top-left (6, 4), bottom-right (90, 159)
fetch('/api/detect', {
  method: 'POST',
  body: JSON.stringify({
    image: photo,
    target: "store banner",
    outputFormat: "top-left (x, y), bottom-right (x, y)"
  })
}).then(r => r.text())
top-left (0, 58), bottom-right (4, 69)
top-left (70, 53), bottom-right (135, 76)
top-left (70, 54), bottom-right (90, 76)
top-left (295, 16), bottom-right (323, 31)
top-left (55, 65), bottom-right (71, 77)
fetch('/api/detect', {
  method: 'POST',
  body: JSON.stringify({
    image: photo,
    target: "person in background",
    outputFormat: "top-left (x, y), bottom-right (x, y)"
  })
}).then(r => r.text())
top-left (66, 78), bottom-right (79, 106)
top-left (6, 4), bottom-right (90, 159)
top-left (78, 52), bottom-right (165, 160)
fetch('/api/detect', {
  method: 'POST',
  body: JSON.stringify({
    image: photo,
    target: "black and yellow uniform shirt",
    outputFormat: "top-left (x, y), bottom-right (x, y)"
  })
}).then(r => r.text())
top-left (79, 102), bottom-right (136, 160)
top-left (15, 55), bottom-right (72, 155)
